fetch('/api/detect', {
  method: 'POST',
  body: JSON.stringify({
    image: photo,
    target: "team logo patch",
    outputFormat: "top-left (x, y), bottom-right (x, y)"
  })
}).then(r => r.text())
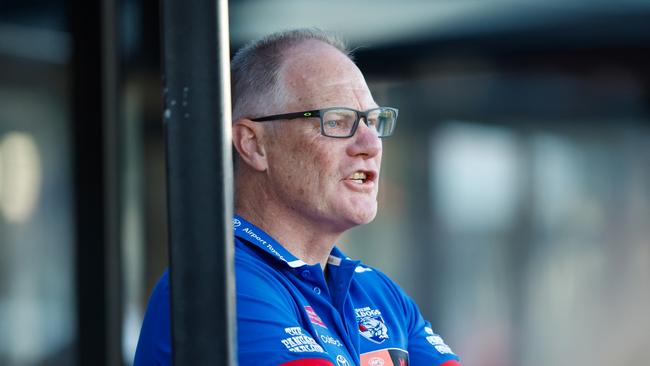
top-left (232, 218), bottom-right (241, 228)
top-left (304, 306), bottom-right (327, 328)
top-left (355, 307), bottom-right (389, 344)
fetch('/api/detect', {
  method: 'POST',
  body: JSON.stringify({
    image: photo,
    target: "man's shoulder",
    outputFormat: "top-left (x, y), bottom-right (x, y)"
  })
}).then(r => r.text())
top-left (234, 239), bottom-right (297, 297)
top-left (147, 270), bottom-right (170, 302)
top-left (351, 263), bottom-right (413, 307)
top-left (133, 271), bottom-right (171, 365)
top-left (351, 263), bottom-right (395, 286)
top-left (235, 238), bottom-right (284, 276)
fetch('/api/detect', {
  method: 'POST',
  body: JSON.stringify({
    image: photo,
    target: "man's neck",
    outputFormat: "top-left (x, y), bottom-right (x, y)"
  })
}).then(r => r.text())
top-left (235, 189), bottom-right (343, 269)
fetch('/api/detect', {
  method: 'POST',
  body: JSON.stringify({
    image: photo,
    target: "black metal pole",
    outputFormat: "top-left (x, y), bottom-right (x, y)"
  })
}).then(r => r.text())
top-left (160, 0), bottom-right (236, 364)
top-left (71, 0), bottom-right (122, 364)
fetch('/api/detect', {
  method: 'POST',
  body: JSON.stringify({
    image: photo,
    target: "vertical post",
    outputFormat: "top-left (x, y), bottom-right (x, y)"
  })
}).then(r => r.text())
top-left (161, 0), bottom-right (236, 364)
top-left (71, 0), bottom-right (122, 364)
top-left (102, 0), bottom-right (123, 364)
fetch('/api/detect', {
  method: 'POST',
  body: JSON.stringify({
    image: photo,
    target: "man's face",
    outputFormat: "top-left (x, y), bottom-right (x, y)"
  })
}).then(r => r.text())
top-left (263, 41), bottom-right (383, 232)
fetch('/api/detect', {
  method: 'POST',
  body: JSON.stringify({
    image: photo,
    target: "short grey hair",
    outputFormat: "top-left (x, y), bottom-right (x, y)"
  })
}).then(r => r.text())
top-left (231, 28), bottom-right (351, 122)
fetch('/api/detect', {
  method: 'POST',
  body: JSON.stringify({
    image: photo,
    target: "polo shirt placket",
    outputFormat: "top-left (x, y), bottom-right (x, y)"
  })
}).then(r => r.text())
top-left (234, 215), bottom-right (359, 365)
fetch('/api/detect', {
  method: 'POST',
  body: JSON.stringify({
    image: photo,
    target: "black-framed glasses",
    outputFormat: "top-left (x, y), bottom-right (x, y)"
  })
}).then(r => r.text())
top-left (251, 107), bottom-right (398, 138)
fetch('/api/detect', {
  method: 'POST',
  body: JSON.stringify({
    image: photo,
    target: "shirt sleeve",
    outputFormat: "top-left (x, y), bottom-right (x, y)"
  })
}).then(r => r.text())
top-left (133, 267), bottom-right (335, 366)
top-left (236, 257), bottom-right (334, 366)
top-left (133, 271), bottom-right (172, 366)
top-left (406, 315), bottom-right (462, 366)
top-left (375, 271), bottom-right (462, 366)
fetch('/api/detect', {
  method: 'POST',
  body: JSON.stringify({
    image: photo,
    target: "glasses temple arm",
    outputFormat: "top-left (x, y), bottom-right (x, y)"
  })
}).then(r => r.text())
top-left (251, 109), bottom-right (321, 122)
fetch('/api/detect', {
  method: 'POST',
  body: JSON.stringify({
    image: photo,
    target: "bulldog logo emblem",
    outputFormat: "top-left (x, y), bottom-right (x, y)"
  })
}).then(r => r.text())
top-left (355, 307), bottom-right (389, 344)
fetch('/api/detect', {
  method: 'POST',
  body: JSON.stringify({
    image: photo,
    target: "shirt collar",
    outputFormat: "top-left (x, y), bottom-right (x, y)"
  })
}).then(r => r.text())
top-left (233, 215), bottom-right (306, 267)
top-left (233, 215), bottom-right (359, 269)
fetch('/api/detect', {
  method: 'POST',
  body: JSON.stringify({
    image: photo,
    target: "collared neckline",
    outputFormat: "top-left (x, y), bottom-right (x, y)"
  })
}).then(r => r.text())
top-left (233, 215), bottom-right (364, 271)
top-left (233, 215), bottom-right (306, 267)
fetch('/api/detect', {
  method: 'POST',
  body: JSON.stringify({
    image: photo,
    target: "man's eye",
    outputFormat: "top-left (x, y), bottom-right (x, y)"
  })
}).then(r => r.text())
top-left (326, 119), bottom-right (340, 128)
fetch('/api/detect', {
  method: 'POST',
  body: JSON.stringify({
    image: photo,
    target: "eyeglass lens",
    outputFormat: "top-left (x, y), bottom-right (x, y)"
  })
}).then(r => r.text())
top-left (322, 108), bottom-right (396, 137)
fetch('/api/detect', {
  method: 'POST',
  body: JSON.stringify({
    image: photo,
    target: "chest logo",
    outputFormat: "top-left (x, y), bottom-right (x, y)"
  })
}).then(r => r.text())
top-left (355, 307), bottom-right (389, 344)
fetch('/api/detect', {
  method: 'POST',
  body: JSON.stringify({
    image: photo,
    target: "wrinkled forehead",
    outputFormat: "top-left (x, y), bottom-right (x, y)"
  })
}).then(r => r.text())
top-left (279, 42), bottom-right (376, 111)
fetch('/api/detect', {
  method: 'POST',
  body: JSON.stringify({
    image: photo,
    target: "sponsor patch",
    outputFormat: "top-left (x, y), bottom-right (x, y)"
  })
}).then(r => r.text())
top-left (335, 354), bottom-right (350, 366)
top-left (284, 327), bottom-right (302, 336)
top-left (280, 327), bottom-right (325, 354)
top-left (360, 348), bottom-right (409, 366)
top-left (424, 327), bottom-right (455, 355)
top-left (355, 307), bottom-right (389, 344)
top-left (320, 334), bottom-right (343, 347)
top-left (305, 306), bottom-right (328, 328)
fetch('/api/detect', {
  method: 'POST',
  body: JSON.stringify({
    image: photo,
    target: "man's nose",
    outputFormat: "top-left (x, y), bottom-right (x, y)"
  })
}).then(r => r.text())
top-left (346, 118), bottom-right (382, 158)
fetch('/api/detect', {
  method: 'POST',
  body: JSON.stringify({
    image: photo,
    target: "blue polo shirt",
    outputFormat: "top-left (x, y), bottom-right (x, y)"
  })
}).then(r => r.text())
top-left (134, 216), bottom-right (461, 366)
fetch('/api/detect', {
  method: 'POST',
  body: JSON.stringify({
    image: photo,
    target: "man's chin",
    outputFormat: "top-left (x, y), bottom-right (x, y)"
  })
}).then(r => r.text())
top-left (344, 205), bottom-right (378, 227)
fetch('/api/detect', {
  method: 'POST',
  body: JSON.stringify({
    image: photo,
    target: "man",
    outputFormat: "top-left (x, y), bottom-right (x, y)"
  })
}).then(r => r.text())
top-left (135, 29), bottom-right (460, 366)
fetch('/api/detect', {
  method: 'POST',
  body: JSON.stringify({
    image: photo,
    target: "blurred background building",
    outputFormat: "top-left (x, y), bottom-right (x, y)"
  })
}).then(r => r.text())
top-left (0, 0), bottom-right (649, 365)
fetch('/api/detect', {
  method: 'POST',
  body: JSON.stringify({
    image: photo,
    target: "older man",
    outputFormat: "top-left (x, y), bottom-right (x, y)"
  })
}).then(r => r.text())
top-left (135, 29), bottom-right (460, 366)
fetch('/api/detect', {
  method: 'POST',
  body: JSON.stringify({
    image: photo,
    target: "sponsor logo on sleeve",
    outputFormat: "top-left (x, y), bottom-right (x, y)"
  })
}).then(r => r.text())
top-left (232, 218), bottom-right (242, 228)
top-left (424, 327), bottom-right (455, 355)
top-left (280, 327), bottom-right (325, 354)
top-left (355, 307), bottom-right (389, 344)
top-left (335, 355), bottom-right (350, 366)
top-left (320, 334), bottom-right (343, 347)
top-left (304, 306), bottom-right (328, 328)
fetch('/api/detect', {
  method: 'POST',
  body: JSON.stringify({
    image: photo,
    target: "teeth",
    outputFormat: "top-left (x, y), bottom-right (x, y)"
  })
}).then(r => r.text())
top-left (351, 172), bottom-right (367, 180)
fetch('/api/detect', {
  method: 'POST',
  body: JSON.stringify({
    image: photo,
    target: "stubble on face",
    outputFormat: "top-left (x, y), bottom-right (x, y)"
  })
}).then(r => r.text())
top-left (261, 41), bottom-right (382, 233)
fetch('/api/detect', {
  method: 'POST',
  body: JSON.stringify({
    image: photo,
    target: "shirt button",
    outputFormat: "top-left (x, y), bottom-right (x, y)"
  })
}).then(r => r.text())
top-left (301, 270), bottom-right (311, 278)
top-left (313, 286), bottom-right (321, 295)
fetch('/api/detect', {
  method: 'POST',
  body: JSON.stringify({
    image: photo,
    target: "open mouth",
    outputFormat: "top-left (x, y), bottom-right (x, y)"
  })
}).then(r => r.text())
top-left (347, 171), bottom-right (375, 184)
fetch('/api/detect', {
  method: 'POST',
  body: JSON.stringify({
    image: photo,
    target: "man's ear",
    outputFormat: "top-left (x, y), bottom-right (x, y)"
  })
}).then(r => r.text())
top-left (232, 119), bottom-right (268, 172)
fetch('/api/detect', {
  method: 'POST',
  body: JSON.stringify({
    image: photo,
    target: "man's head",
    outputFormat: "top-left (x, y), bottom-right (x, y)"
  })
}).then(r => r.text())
top-left (231, 29), bottom-right (391, 233)
top-left (231, 29), bottom-right (350, 123)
